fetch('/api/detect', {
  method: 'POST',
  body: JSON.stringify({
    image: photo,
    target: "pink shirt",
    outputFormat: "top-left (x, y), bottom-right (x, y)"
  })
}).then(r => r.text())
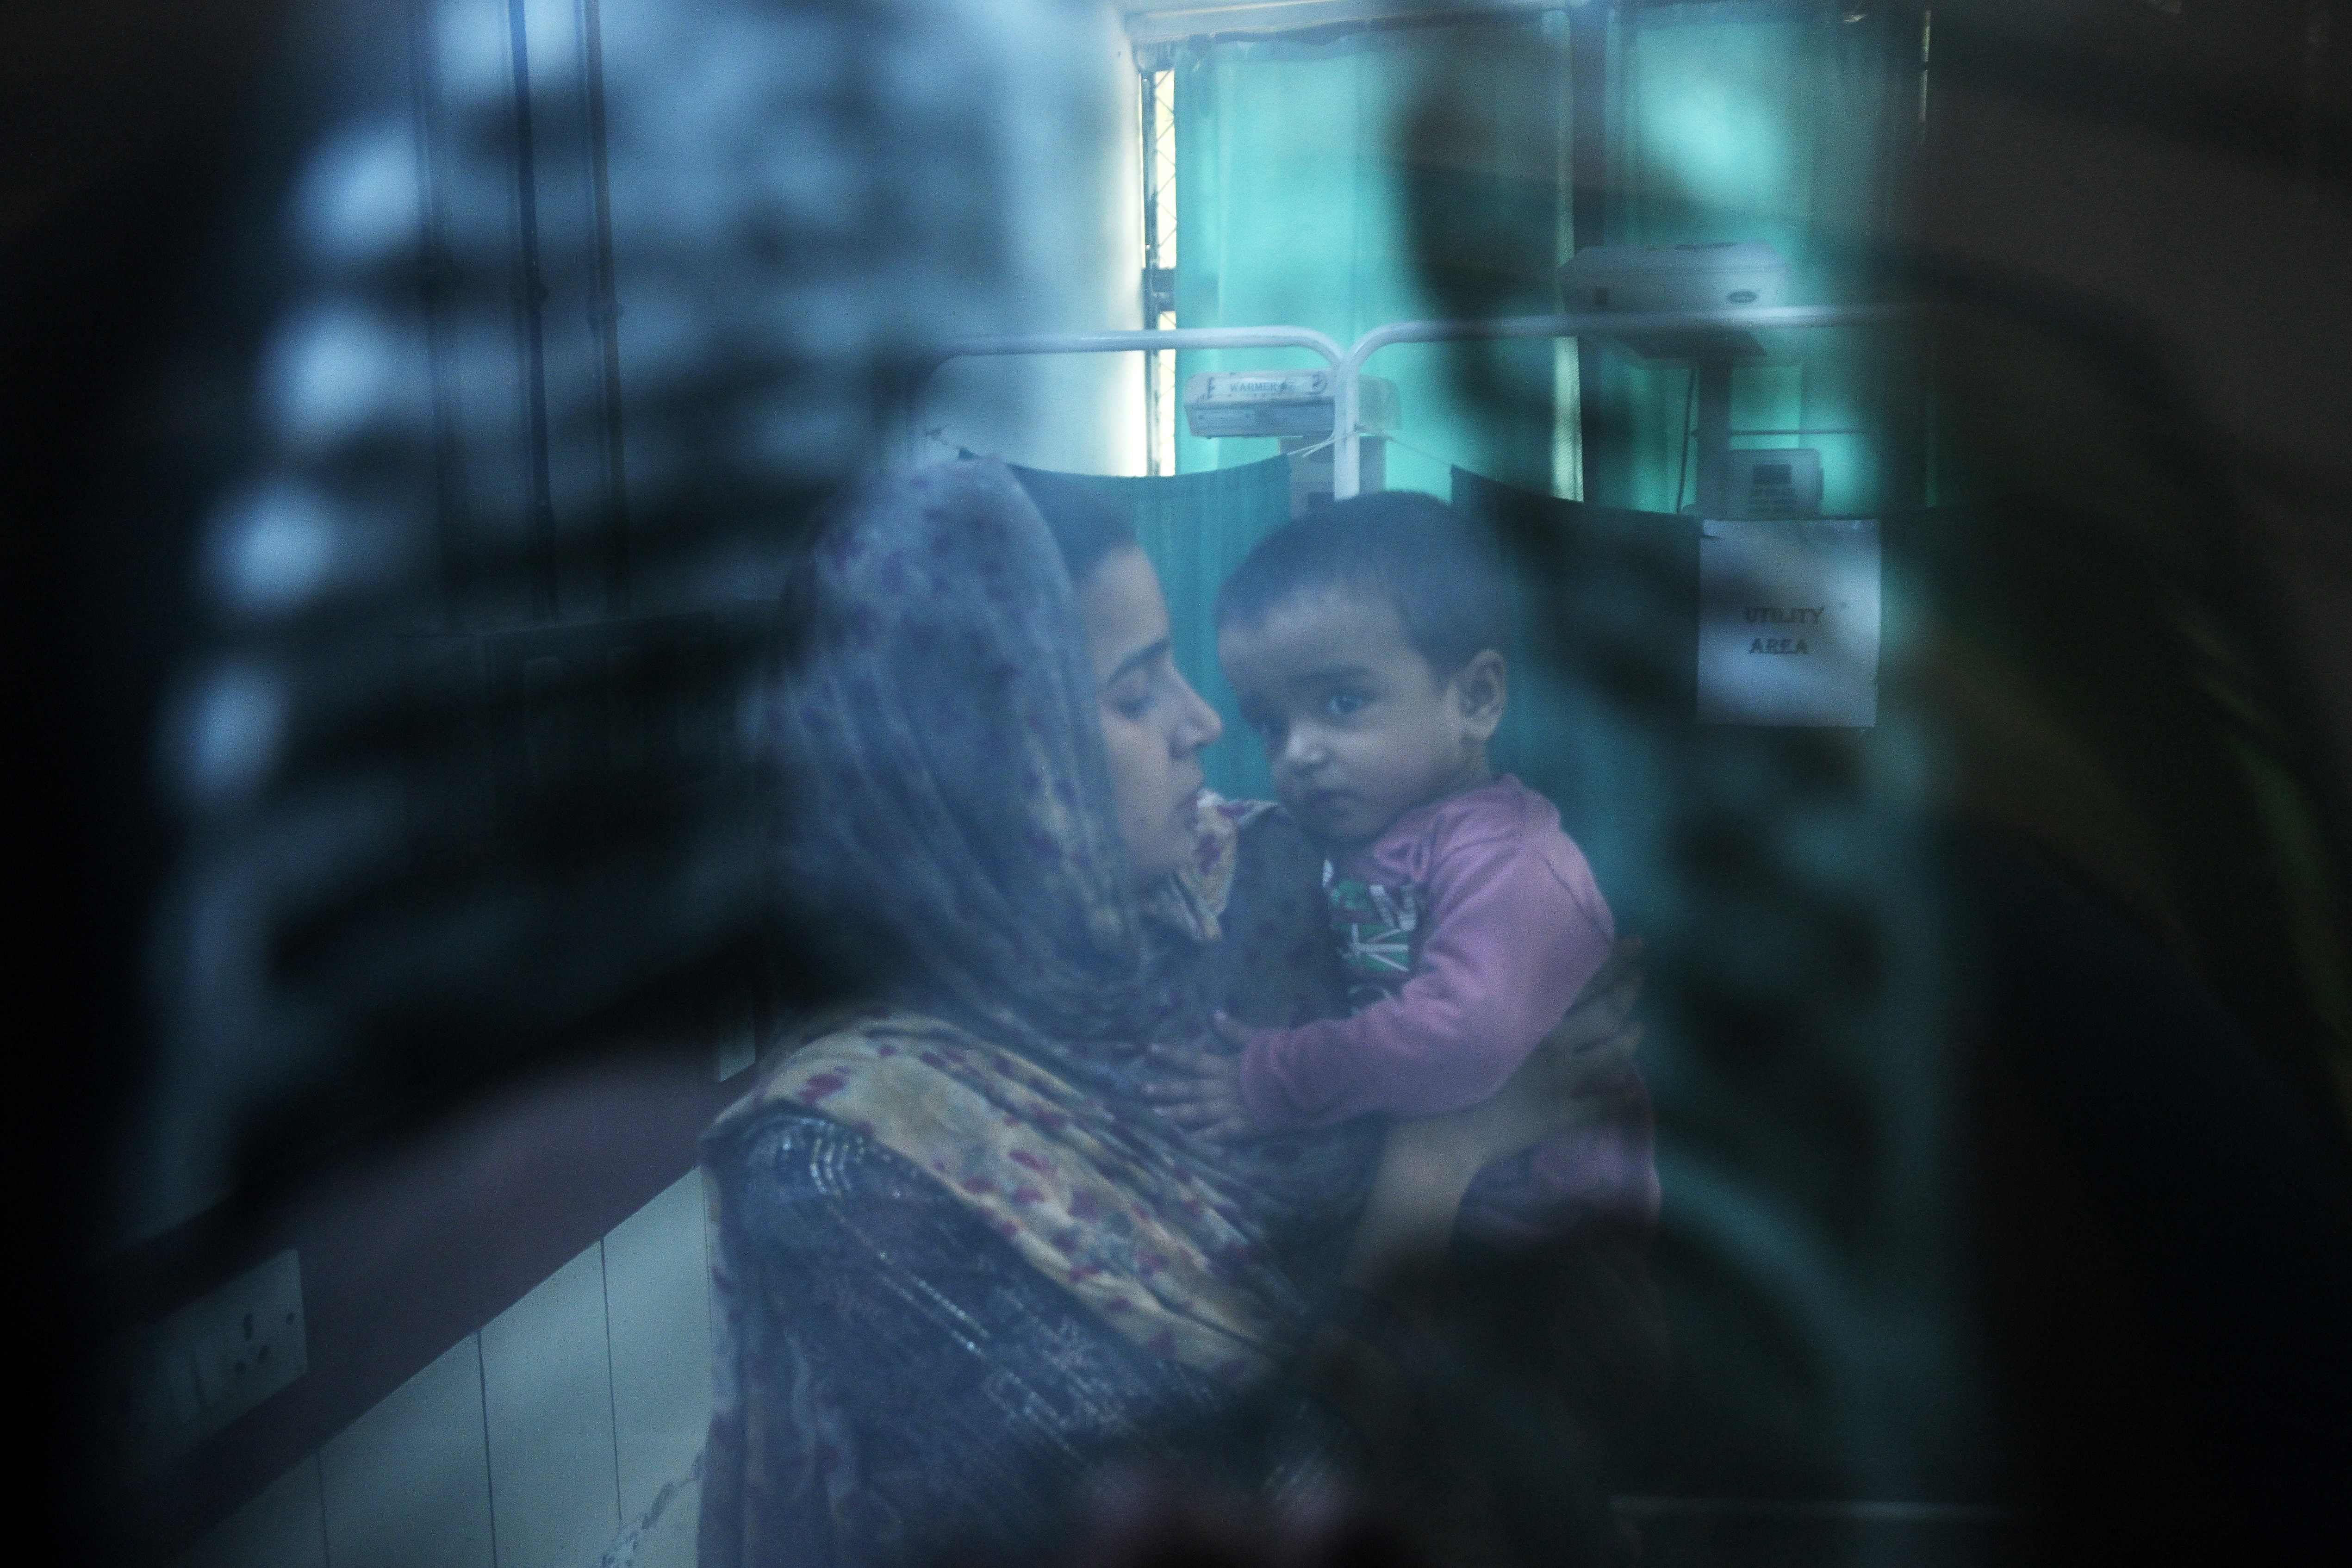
top-left (1235, 775), bottom-right (1617, 1131)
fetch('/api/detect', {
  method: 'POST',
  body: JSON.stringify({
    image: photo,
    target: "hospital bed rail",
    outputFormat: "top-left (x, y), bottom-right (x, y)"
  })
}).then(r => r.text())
top-left (915, 304), bottom-right (1917, 502)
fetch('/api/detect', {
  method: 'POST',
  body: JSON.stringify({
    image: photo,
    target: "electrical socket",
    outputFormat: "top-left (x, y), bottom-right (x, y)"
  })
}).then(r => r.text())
top-left (109, 1250), bottom-right (306, 1474)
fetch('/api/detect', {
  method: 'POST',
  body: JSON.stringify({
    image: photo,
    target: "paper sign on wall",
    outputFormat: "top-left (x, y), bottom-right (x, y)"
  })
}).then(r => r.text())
top-left (1697, 518), bottom-right (1880, 727)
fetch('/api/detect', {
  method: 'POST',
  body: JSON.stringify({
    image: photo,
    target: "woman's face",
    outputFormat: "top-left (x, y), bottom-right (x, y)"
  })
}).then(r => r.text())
top-left (1075, 546), bottom-right (1223, 884)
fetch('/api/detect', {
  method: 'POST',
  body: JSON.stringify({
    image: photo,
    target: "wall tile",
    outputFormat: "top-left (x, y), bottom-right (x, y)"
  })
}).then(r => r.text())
top-left (176, 1454), bottom-right (326, 1568)
top-left (320, 1336), bottom-right (494, 1568)
top-left (603, 1170), bottom-right (713, 1524)
top-left (481, 1242), bottom-right (621, 1568)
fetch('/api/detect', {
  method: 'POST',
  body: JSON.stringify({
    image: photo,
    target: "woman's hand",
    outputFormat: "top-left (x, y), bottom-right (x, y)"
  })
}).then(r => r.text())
top-left (1541, 934), bottom-right (1645, 1091)
top-left (1418, 935), bottom-right (1646, 1175)
top-left (1343, 938), bottom-right (1645, 1287)
top-left (1416, 1014), bottom-right (1646, 1181)
top-left (1144, 1014), bottom-right (1257, 1142)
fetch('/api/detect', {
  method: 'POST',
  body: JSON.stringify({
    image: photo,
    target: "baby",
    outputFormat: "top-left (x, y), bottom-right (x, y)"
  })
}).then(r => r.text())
top-left (1157, 492), bottom-right (1644, 1232)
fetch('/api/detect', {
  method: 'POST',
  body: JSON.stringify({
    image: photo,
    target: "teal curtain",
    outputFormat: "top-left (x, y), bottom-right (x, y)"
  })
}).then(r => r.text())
top-left (1172, 18), bottom-right (1570, 498)
top-left (1587, 2), bottom-right (1915, 516)
top-left (1452, 467), bottom-right (1696, 894)
top-left (1017, 457), bottom-right (1294, 800)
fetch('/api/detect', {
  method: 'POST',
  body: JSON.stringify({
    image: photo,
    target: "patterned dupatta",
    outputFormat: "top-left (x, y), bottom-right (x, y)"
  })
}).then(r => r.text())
top-left (711, 799), bottom-right (1309, 1382)
top-left (722, 462), bottom-right (1333, 1383)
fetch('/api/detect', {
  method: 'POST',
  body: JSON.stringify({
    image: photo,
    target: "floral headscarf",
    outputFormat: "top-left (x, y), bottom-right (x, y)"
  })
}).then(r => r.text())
top-left (734, 460), bottom-right (1357, 1375)
top-left (764, 459), bottom-right (1197, 1081)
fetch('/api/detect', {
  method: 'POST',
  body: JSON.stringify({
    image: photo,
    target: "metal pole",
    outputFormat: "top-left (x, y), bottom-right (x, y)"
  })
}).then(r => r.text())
top-left (1334, 369), bottom-right (1362, 499)
top-left (506, 0), bottom-right (559, 618)
top-left (579, 0), bottom-right (631, 616)
top-left (1693, 357), bottom-right (1732, 517)
top-left (1138, 60), bottom-right (1164, 475)
top-left (922, 326), bottom-right (1345, 379)
top-left (407, 0), bottom-right (467, 629)
top-left (1344, 304), bottom-right (1913, 360)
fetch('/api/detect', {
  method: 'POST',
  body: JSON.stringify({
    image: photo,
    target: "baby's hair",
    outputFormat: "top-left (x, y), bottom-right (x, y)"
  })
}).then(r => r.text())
top-left (1012, 466), bottom-right (1138, 589)
top-left (1217, 491), bottom-right (1511, 675)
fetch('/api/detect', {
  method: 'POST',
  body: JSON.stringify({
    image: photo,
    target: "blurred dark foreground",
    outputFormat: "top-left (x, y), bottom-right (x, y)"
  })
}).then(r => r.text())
top-left (9, 1), bottom-right (2352, 1564)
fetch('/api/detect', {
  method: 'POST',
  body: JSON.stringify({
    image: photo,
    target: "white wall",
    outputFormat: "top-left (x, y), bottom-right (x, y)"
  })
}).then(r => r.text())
top-left (909, 2), bottom-right (1148, 476)
top-left (176, 1170), bottom-right (714, 1568)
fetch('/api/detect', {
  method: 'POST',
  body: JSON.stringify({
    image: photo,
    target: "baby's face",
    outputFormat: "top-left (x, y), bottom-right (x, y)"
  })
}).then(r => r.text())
top-left (1219, 586), bottom-right (1501, 853)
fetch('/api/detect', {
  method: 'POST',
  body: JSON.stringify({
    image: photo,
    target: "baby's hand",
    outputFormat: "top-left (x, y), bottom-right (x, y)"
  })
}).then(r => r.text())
top-left (1145, 1013), bottom-right (1256, 1143)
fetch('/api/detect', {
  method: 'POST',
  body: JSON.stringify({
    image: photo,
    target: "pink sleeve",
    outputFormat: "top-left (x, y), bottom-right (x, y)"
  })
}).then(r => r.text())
top-left (1234, 833), bottom-right (1614, 1131)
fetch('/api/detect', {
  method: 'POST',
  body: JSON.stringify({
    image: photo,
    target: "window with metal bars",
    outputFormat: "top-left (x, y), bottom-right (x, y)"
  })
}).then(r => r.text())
top-left (1139, 45), bottom-right (1178, 475)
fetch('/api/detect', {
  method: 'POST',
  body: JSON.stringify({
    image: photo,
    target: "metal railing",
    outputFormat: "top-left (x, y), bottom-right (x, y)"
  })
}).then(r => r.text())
top-left (917, 305), bottom-right (1915, 499)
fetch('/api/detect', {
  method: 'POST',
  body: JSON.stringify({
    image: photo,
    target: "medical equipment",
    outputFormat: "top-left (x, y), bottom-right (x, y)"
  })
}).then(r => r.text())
top-left (1724, 448), bottom-right (1825, 519)
top-left (1557, 242), bottom-right (1788, 313)
top-left (1180, 369), bottom-right (1399, 439)
top-left (1182, 370), bottom-right (1398, 513)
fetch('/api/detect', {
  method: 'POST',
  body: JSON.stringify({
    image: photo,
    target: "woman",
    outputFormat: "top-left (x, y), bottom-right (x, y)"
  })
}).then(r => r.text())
top-left (700, 460), bottom-right (1653, 1568)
